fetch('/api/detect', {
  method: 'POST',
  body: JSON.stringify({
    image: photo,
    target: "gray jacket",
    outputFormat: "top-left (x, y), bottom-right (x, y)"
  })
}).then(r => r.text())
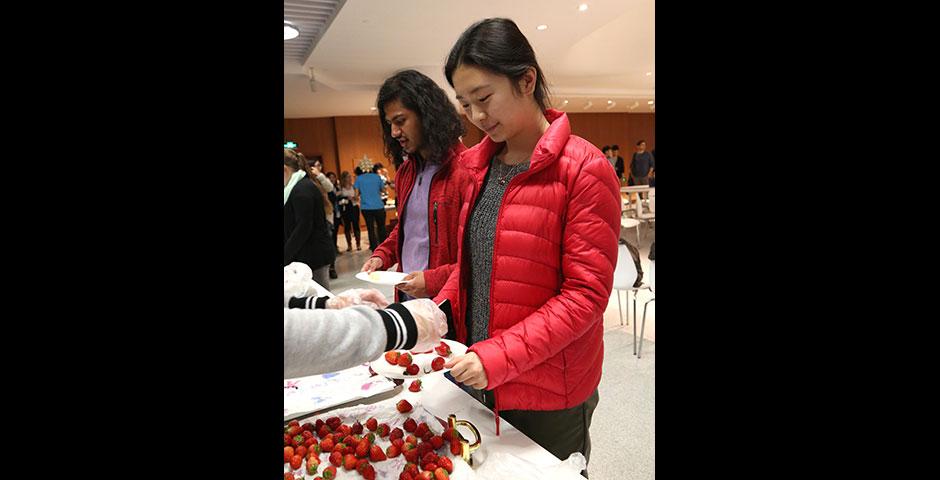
top-left (284, 300), bottom-right (417, 378)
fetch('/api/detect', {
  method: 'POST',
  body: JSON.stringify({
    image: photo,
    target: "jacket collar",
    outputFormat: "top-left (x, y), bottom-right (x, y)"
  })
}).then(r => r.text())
top-left (465, 109), bottom-right (570, 174)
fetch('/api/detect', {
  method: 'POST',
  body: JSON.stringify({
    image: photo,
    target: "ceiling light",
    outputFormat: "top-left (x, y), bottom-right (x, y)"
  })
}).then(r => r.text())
top-left (579, 4), bottom-right (589, 11)
top-left (537, 24), bottom-right (548, 30)
top-left (563, 99), bottom-right (569, 105)
top-left (646, 72), bottom-right (652, 76)
top-left (607, 100), bottom-right (613, 104)
top-left (648, 100), bottom-right (655, 105)
top-left (370, 107), bottom-right (377, 111)
top-left (606, 101), bottom-right (617, 110)
top-left (284, 22), bottom-right (300, 40)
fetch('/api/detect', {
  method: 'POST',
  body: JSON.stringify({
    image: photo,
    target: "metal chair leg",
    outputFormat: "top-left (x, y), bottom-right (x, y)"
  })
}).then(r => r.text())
top-left (638, 298), bottom-right (655, 359)
top-left (632, 290), bottom-right (637, 355)
top-left (616, 289), bottom-right (623, 326)
top-left (636, 226), bottom-right (640, 247)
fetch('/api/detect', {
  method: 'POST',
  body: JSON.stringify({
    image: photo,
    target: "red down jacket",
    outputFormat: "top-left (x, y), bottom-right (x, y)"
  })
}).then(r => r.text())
top-left (435, 110), bottom-right (621, 422)
top-left (372, 143), bottom-right (471, 301)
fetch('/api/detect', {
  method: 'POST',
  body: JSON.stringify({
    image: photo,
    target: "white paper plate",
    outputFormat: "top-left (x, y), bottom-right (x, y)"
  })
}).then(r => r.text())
top-left (369, 339), bottom-right (467, 379)
top-left (355, 270), bottom-right (409, 286)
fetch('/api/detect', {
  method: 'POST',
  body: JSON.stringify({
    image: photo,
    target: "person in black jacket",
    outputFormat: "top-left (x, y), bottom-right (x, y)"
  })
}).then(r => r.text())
top-left (284, 148), bottom-right (336, 289)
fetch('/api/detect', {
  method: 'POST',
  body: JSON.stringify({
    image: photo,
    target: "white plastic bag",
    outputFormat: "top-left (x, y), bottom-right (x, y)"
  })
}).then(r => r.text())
top-left (459, 451), bottom-right (586, 480)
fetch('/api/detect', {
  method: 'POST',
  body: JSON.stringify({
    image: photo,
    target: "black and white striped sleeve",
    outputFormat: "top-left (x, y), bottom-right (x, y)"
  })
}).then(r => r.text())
top-left (376, 303), bottom-right (418, 351)
top-left (287, 296), bottom-right (329, 309)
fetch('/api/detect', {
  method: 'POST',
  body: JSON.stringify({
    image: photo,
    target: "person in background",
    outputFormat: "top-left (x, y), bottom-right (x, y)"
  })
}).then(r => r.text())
top-left (601, 145), bottom-right (613, 169)
top-left (337, 171), bottom-right (362, 251)
top-left (304, 156), bottom-right (338, 278)
top-left (360, 69), bottom-right (471, 302)
top-left (437, 17), bottom-right (620, 477)
top-left (630, 140), bottom-right (655, 199)
top-left (354, 161), bottom-right (388, 252)
top-left (377, 165), bottom-right (394, 204)
top-left (326, 171), bottom-right (342, 253)
top-left (611, 144), bottom-right (625, 184)
top-left (649, 148), bottom-right (656, 187)
top-left (284, 149), bottom-right (336, 289)
top-left (284, 288), bottom-right (448, 378)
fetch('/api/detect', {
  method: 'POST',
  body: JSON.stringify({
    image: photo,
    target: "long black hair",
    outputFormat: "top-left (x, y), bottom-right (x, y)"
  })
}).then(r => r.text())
top-left (445, 18), bottom-right (551, 112)
top-left (376, 70), bottom-right (464, 169)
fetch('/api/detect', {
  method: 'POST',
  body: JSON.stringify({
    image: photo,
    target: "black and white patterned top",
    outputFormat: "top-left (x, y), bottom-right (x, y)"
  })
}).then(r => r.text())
top-left (466, 156), bottom-right (530, 345)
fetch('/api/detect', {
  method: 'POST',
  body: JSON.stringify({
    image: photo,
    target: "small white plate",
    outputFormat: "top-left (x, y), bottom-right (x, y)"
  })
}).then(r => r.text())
top-left (369, 339), bottom-right (468, 379)
top-left (355, 270), bottom-right (409, 286)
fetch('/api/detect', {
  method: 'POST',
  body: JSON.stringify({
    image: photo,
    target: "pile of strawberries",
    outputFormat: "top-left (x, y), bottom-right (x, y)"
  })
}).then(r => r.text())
top-left (384, 342), bottom-right (453, 376)
top-left (284, 399), bottom-right (460, 480)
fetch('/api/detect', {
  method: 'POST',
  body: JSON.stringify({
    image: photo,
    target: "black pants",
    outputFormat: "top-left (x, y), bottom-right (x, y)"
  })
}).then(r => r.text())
top-left (340, 206), bottom-right (361, 248)
top-left (361, 208), bottom-right (387, 251)
top-left (468, 389), bottom-right (600, 478)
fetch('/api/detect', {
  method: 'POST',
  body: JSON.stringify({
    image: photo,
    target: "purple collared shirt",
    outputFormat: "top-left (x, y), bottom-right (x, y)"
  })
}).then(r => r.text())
top-left (401, 163), bottom-right (441, 274)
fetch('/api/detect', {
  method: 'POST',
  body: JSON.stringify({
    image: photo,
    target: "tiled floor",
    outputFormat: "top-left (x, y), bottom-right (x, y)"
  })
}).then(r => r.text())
top-left (329, 222), bottom-right (655, 479)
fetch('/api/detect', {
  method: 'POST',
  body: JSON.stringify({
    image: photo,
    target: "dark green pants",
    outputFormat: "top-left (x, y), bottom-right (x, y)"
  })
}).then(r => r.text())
top-left (469, 389), bottom-right (600, 478)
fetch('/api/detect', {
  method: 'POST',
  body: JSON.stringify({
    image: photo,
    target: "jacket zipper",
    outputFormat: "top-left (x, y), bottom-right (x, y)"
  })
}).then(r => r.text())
top-left (433, 201), bottom-right (439, 244)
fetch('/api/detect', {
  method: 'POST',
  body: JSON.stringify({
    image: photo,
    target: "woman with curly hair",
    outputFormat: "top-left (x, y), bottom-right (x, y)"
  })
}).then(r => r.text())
top-left (360, 69), bottom-right (473, 303)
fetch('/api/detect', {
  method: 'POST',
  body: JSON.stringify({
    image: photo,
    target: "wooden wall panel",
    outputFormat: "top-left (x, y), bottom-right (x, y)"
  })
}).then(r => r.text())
top-left (283, 118), bottom-right (339, 173)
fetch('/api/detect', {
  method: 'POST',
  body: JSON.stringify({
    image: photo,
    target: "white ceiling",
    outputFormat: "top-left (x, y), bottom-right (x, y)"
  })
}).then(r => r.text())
top-left (284, 0), bottom-right (654, 118)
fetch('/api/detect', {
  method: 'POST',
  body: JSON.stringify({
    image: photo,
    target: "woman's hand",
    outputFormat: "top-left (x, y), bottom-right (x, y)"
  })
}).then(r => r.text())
top-left (445, 353), bottom-right (488, 390)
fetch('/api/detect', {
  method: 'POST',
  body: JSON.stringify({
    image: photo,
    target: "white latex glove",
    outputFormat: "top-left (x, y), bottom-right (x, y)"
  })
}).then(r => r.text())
top-left (325, 288), bottom-right (390, 309)
top-left (400, 298), bottom-right (448, 353)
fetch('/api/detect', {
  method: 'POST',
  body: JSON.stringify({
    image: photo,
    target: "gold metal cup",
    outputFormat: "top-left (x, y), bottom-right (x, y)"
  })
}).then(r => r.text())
top-left (448, 414), bottom-right (481, 465)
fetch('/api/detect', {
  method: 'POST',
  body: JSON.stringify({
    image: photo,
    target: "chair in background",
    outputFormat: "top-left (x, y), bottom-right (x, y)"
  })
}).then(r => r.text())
top-left (612, 243), bottom-right (646, 354)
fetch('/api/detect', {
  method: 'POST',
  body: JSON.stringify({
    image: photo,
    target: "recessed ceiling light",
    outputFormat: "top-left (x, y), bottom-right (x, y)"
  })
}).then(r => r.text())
top-left (370, 107), bottom-right (377, 111)
top-left (284, 22), bottom-right (299, 40)
top-left (579, 4), bottom-right (589, 11)
top-left (607, 100), bottom-right (613, 104)
top-left (563, 100), bottom-right (569, 105)
top-left (648, 100), bottom-right (655, 104)
top-left (537, 24), bottom-right (548, 30)
top-left (646, 72), bottom-right (652, 76)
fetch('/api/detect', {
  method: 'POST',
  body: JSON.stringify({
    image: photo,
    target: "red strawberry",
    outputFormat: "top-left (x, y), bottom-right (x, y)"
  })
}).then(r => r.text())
top-left (437, 457), bottom-right (453, 473)
top-left (365, 417), bottom-right (378, 431)
top-left (306, 458), bottom-right (319, 475)
top-left (356, 458), bottom-right (369, 474)
top-left (405, 364), bottom-right (420, 375)
top-left (370, 443), bottom-right (387, 461)
top-left (423, 463), bottom-right (439, 474)
top-left (377, 423), bottom-right (391, 437)
top-left (307, 453), bottom-right (321, 467)
top-left (361, 463), bottom-right (376, 480)
top-left (356, 439), bottom-right (370, 458)
top-left (430, 435), bottom-right (444, 449)
top-left (329, 450), bottom-right (343, 467)
top-left (390, 427), bottom-right (404, 441)
top-left (405, 434), bottom-right (418, 445)
top-left (397, 352), bottom-right (413, 367)
top-left (404, 463), bottom-right (419, 477)
top-left (308, 443), bottom-right (322, 456)
top-left (417, 471), bottom-right (434, 480)
top-left (284, 433), bottom-right (292, 446)
top-left (397, 399), bottom-right (413, 413)
top-left (315, 419), bottom-right (325, 430)
top-left (338, 424), bottom-right (352, 437)
top-left (434, 342), bottom-right (451, 356)
top-left (322, 466), bottom-right (337, 480)
top-left (284, 473), bottom-right (295, 480)
top-left (288, 419), bottom-right (301, 429)
top-left (415, 422), bottom-right (429, 438)
top-left (284, 446), bottom-right (295, 463)
top-left (320, 437), bottom-right (334, 452)
top-left (295, 445), bottom-right (307, 458)
top-left (400, 472), bottom-right (414, 480)
top-left (441, 428), bottom-right (454, 441)
top-left (403, 445), bottom-right (419, 463)
top-left (293, 434), bottom-right (304, 446)
top-left (326, 417), bottom-right (342, 431)
top-left (287, 425), bottom-right (302, 437)
top-left (421, 451), bottom-right (438, 466)
top-left (392, 438), bottom-right (404, 449)
top-left (318, 425), bottom-right (332, 439)
top-left (290, 454), bottom-right (303, 470)
top-left (344, 435), bottom-right (360, 448)
top-left (351, 421), bottom-right (364, 435)
top-left (334, 443), bottom-right (348, 456)
top-left (433, 467), bottom-right (450, 480)
top-left (385, 351), bottom-right (401, 365)
top-left (302, 430), bottom-right (315, 440)
top-left (386, 444), bottom-right (401, 458)
top-left (403, 418), bottom-right (418, 432)
top-left (431, 357), bottom-right (445, 371)
top-left (302, 422), bottom-right (316, 432)
top-left (409, 379), bottom-right (423, 392)
top-left (366, 432), bottom-right (376, 443)
top-left (343, 453), bottom-right (358, 470)
top-left (450, 437), bottom-right (462, 456)
top-left (422, 431), bottom-right (434, 442)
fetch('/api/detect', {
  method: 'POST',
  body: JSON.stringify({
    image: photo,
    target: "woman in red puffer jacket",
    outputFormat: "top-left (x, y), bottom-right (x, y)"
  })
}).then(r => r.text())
top-left (435, 18), bottom-right (621, 476)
